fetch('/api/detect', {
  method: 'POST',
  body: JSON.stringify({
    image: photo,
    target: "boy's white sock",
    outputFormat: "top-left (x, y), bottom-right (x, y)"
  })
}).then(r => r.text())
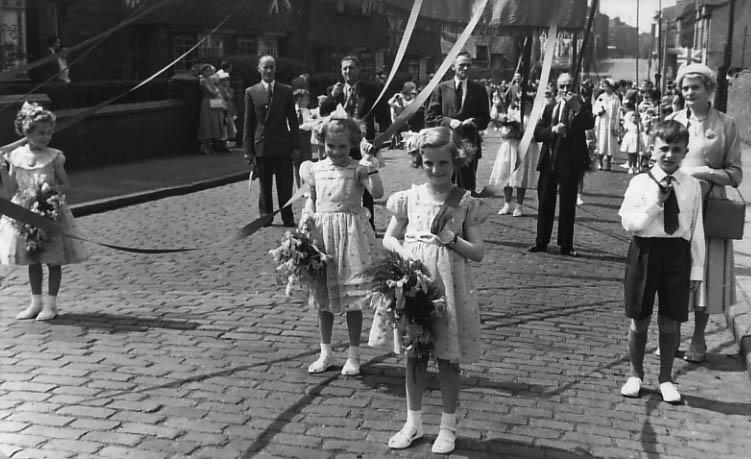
top-left (320, 343), bottom-right (333, 357)
top-left (341, 345), bottom-right (361, 375)
top-left (347, 345), bottom-right (359, 361)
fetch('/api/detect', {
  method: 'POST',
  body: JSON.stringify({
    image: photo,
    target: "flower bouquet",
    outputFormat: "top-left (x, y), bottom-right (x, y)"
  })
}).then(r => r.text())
top-left (365, 251), bottom-right (445, 364)
top-left (268, 219), bottom-right (331, 298)
top-left (15, 182), bottom-right (63, 254)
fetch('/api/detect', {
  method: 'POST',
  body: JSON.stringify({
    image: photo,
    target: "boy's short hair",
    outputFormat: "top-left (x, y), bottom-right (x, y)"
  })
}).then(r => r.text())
top-left (650, 119), bottom-right (689, 146)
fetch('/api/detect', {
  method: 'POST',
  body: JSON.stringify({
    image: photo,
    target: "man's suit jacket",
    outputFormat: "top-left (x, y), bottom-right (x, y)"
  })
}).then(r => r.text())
top-left (425, 79), bottom-right (490, 158)
top-left (243, 82), bottom-right (299, 159)
top-left (326, 80), bottom-right (391, 141)
top-left (534, 98), bottom-right (594, 177)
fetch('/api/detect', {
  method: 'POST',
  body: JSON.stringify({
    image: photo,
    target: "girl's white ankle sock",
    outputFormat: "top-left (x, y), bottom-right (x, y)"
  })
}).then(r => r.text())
top-left (320, 343), bottom-right (333, 356)
top-left (439, 412), bottom-right (456, 432)
top-left (406, 409), bottom-right (422, 429)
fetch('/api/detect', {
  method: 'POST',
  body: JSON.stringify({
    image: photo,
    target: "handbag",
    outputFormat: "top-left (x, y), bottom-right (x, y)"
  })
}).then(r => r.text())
top-left (209, 98), bottom-right (227, 109)
top-left (703, 184), bottom-right (745, 240)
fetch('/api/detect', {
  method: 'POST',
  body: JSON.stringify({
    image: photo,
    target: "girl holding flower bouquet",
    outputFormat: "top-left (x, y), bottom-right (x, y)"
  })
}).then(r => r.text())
top-left (381, 126), bottom-right (490, 454)
top-left (0, 102), bottom-right (87, 321)
top-left (299, 113), bottom-right (383, 376)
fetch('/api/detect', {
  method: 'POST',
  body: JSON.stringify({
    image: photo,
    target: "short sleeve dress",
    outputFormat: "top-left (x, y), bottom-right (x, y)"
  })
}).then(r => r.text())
top-left (0, 146), bottom-right (88, 265)
top-left (667, 107), bottom-right (743, 313)
top-left (385, 184), bottom-right (490, 363)
top-left (300, 157), bottom-right (378, 313)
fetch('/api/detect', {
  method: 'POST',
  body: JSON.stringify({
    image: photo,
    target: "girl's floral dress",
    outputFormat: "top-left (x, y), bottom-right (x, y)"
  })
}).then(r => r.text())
top-left (300, 157), bottom-right (378, 313)
top-left (0, 146), bottom-right (88, 265)
top-left (384, 184), bottom-right (490, 363)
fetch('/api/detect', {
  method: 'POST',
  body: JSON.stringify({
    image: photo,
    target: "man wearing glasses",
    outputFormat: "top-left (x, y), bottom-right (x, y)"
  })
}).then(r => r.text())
top-left (529, 73), bottom-right (594, 257)
top-left (426, 52), bottom-right (490, 195)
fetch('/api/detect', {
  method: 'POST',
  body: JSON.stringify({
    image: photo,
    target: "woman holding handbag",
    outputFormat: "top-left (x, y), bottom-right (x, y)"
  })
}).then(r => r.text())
top-left (665, 63), bottom-right (743, 363)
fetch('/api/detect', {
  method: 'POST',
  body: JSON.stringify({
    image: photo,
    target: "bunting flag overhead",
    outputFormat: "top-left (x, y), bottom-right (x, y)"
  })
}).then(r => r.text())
top-left (363, 0), bottom-right (424, 119)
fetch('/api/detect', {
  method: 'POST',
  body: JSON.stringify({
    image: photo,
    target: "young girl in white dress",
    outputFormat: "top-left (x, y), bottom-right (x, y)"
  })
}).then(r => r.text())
top-left (620, 100), bottom-right (643, 174)
top-left (300, 115), bottom-right (383, 376)
top-left (0, 102), bottom-right (88, 320)
top-left (382, 127), bottom-right (490, 454)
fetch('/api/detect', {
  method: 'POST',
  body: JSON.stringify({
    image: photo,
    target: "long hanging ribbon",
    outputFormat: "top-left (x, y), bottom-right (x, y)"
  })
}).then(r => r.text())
top-left (55, 0), bottom-right (251, 134)
top-left (0, 0), bottom-right (176, 83)
top-left (362, 0), bottom-right (424, 119)
top-left (373, 0), bottom-right (490, 149)
top-left (515, 21), bottom-right (558, 167)
top-left (0, 2), bottom-right (152, 115)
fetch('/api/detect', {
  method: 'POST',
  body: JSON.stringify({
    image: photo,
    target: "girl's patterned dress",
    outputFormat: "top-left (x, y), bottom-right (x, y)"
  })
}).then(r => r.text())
top-left (385, 184), bottom-right (490, 363)
top-left (300, 157), bottom-right (378, 313)
top-left (0, 146), bottom-right (88, 265)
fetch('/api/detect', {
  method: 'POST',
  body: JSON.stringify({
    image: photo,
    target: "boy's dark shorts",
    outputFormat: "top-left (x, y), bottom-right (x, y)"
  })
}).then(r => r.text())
top-left (624, 236), bottom-right (691, 322)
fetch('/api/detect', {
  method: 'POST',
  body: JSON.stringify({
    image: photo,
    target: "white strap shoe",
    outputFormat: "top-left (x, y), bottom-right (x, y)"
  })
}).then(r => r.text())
top-left (620, 377), bottom-right (642, 397)
top-left (388, 424), bottom-right (423, 449)
top-left (497, 203), bottom-right (512, 215)
top-left (341, 358), bottom-right (360, 376)
top-left (431, 428), bottom-right (456, 454)
top-left (16, 303), bottom-right (43, 320)
top-left (307, 354), bottom-right (333, 374)
top-left (659, 382), bottom-right (681, 403)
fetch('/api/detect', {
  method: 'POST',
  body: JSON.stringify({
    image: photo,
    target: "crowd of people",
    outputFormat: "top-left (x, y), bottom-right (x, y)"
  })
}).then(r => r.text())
top-left (0, 49), bottom-right (743, 455)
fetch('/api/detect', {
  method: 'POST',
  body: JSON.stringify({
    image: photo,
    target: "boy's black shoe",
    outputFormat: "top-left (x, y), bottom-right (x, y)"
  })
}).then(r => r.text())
top-left (560, 247), bottom-right (579, 257)
top-left (528, 244), bottom-right (547, 253)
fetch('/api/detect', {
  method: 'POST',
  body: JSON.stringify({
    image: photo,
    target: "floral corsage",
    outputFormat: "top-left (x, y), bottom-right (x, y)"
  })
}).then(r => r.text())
top-left (365, 252), bottom-right (445, 366)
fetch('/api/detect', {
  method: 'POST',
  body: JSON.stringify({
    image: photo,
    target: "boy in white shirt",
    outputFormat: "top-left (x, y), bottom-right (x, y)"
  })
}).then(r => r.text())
top-left (618, 119), bottom-right (705, 403)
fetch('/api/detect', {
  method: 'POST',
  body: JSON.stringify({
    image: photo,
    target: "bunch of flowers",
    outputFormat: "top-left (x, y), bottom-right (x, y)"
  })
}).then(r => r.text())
top-left (15, 182), bottom-right (63, 254)
top-left (268, 218), bottom-right (331, 298)
top-left (365, 251), bottom-right (445, 365)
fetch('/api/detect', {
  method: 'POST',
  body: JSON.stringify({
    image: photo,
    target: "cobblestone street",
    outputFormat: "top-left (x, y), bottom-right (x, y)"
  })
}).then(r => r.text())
top-left (1, 135), bottom-right (750, 458)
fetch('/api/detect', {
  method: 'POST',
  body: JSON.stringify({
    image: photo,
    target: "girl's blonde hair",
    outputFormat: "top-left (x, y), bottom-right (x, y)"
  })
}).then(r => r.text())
top-left (317, 117), bottom-right (363, 147)
top-left (405, 126), bottom-right (472, 168)
top-left (15, 102), bottom-right (56, 136)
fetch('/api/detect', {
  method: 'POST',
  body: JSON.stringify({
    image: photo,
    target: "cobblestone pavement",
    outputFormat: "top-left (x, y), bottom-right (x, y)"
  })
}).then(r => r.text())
top-left (1, 133), bottom-right (750, 458)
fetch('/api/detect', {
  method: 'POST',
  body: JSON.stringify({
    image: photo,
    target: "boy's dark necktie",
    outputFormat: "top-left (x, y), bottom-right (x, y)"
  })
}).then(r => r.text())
top-left (663, 176), bottom-right (679, 234)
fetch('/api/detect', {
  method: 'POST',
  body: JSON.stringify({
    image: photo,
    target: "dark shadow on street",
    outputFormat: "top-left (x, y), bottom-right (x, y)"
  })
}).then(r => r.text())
top-left (451, 438), bottom-right (599, 458)
top-left (481, 299), bottom-right (616, 331)
top-left (53, 312), bottom-right (199, 332)
top-left (240, 354), bottom-right (391, 458)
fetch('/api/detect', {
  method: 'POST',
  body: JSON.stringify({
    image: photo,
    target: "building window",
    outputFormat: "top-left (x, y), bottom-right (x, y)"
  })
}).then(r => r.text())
top-left (257, 36), bottom-right (278, 57)
top-left (237, 37), bottom-right (256, 56)
top-left (173, 34), bottom-right (197, 69)
top-left (0, 0), bottom-right (27, 71)
top-left (475, 45), bottom-right (489, 64)
top-left (407, 58), bottom-right (419, 79)
top-left (198, 33), bottom-right (224, 58)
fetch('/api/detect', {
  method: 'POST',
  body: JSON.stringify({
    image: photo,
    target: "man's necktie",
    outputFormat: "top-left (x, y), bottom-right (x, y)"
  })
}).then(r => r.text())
top-left (663, 176), bottom-right (679, 234)
top-left (297, 107), bottom-right (303, 125)
top-left (345, 86), bottom-right (355, 116)
top-left (267, 84), bottom-right (273, 104)
top-left (456, 82), bottom-right (463, 113)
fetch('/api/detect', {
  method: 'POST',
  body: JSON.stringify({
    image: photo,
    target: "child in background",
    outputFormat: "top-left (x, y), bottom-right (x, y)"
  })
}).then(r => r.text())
top-left (0, 102), bottom-right (88, 320)
top-left (388, 82), bottom-right (418, 149)
top-left (300, 113), bottom-right (383, 377)
top-left (618, 120), bottom-right (704, 403)
top-left (216, 69), bottom-right (237, 151)
top-left (382, 127), bottom-right (489, 454)
top-left (620, 100), bottom-right (643, 174)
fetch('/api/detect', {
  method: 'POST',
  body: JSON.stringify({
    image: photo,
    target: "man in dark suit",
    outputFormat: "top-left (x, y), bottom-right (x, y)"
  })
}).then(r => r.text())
top-left (529, 73), bottom-right (595, 256)
top-left (321, 55), bottom-right (390, 229)
top-left (243, 55), bottom-right (300, 227)
top-left (425, 52), bottom-right (490, 195)
top-left (29, 36), bottom-right (68, 84)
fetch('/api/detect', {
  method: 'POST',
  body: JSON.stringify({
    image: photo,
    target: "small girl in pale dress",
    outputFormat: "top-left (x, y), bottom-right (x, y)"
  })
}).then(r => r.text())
top-left (0, 102), bottom-right (88, 320)
top-left (300, 115), bottom-right (383, 376)
top-left (382, 127), bottom-right (490, 454)
top-left (620, 101), bottom-right (643, 174)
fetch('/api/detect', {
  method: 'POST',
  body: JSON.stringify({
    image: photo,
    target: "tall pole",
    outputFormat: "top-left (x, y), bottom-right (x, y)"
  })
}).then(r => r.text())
top-left (716, 0), bottom-right (735, 112)
top-left (657, 0), bottom-right (663, 92)
top-left (635, 0), bottom-right (639, 85)
top-left (573, 0), bottom-right (599, 87)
